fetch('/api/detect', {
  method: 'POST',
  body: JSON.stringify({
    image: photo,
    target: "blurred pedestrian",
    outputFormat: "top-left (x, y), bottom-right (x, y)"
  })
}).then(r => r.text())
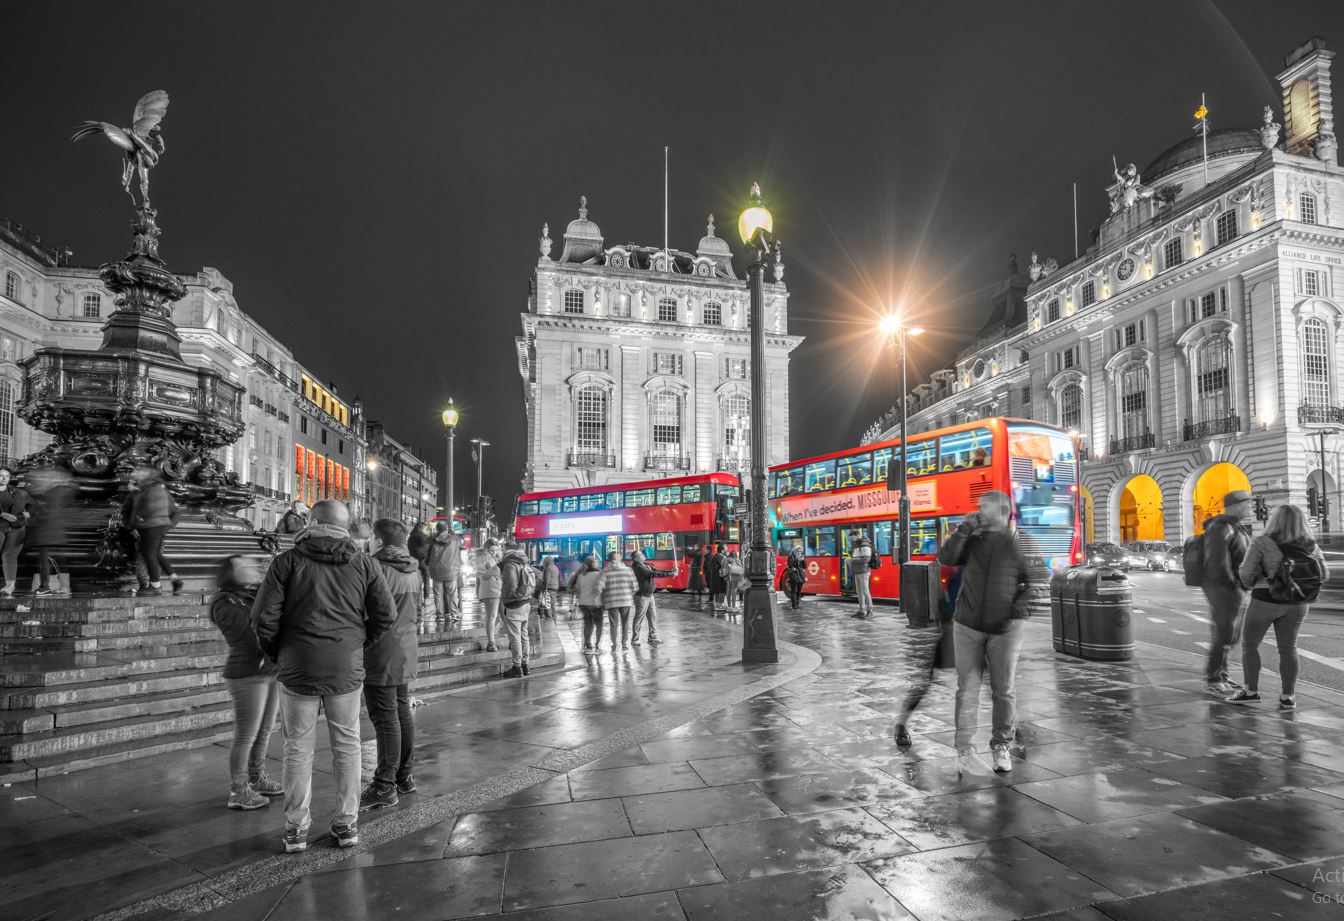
top-left (1201, 490), bottom-right (1253, 695)
top-left (360, 518), bottom-right (424, 809)
top-left (784, 544), bottom-right (807, 610)
top-left (601, 551), bottom-right (638, 650)
top-left (630, 549), bottom-right (673, 646)
top-left (25, 466), bottom-right (73, 596)
top-left (475, 538), bottom-right (503, 652)
top-left (407, 521), bottom-right (432, 605)
top-left (570, 556), bottom-right (605, 653)
top-left (848, 532), bottom-right (875, 619)
top-left (498, 540), bottom-right (537, 678)
top-left (253, 499), bottom-right (397, 854)
top-left (538, 555), bottom-right (561, 619)
top-left (686, 543), bottom-right (706, 611)
top-left (278, 500), bottom-right (308, 535)
top-left (895, 525), bottom-right (962, 747)
top-left (425, 521), bottom-right (463, 622)
top-left (0, 466), bottom-right (32, 598)
top-left (937, 490), bottom-right (1031, 777)
top-left (724, 550), bottom-right (746, 620)
top-left (708, 544), bottom-right (728, 615)
top-left (1230, 503), bottom-right (1327, 710)
top-left (350, 518), bottom-right (374, 554)
top-left (209, 554), bottom-right (283, 811)
top-left (128, 466), bottom-right (183, 596)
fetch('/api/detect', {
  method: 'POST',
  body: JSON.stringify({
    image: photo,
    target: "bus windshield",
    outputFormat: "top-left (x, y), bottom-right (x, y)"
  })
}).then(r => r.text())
top-left (1008, 424), bottom-right (1078, 568)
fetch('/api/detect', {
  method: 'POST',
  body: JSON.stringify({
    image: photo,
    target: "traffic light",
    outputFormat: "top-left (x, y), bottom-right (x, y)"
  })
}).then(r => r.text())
top-left (1307, 486), bottom-right (1320, 518)
top-left (1253, 496), bottom-right (1268, 522)
top-left (480, 495), bottom-right (495, 522)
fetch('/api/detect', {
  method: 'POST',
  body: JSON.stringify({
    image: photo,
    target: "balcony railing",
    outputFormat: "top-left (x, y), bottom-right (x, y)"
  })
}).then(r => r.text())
top-left (716, 454), bottom-right (749, 472)
top-left (1108, 431), bottom-right (1155, 455)
top-left (1184, 414), bottom-right (1241, 441)
top-left (567, 450), bottom-right (615, 468)
top-left (251, 353), bottom-right (299, 392)
top-left (1299, 403), bottom-right (1344, 426)
top-left (644, 453), bottom-right (690, 472)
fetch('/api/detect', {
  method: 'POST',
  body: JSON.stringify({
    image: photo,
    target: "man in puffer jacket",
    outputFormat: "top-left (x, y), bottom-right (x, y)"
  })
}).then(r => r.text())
top-left (425, 523), bottom-right (462, 622)
top-left (1200, 490), bottom-right (1252, 694)
top-left (360, 518), bottom-right (424, 810)
top-left (498, 542), bottom-right (537, 678)
top-left (937, 489), bottom-right (1032, 778)
top-left (253, 500), bottom-right (397, 854)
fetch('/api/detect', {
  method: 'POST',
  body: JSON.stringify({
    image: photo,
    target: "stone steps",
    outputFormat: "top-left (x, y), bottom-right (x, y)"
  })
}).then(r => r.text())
top-left (0, 701), bottom-right (236, 761)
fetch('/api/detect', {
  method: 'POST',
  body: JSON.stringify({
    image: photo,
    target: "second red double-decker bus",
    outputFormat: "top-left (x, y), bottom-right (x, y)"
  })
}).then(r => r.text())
top-left (768, 418), bottom-right (1082, 599)
top-left (513, 472), bottom-right (742, 589)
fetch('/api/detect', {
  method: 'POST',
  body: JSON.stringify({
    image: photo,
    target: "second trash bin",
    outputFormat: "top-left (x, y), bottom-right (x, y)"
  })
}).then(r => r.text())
top-left (1049, 566), bottom-right (1134, 661)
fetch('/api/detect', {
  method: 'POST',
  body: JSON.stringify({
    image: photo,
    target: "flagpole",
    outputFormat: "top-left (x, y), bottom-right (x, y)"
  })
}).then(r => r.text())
top-left (1200, 93), bottom-right (1208, 186)
top-left (663, 145), bottom-right (669, 260)
top-left (1072, 182), bottom-right (1079, 259)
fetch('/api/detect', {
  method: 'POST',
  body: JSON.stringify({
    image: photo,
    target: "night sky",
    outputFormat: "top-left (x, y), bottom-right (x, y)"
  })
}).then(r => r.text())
top-left (5, 1), bottom-right (1344, 510)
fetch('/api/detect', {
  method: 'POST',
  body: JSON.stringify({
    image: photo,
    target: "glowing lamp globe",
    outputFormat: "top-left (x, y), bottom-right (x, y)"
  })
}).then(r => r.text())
top-left (738, 182), bottom-right (773, 245)
top-left (442, 400), bottom-right (459, 429)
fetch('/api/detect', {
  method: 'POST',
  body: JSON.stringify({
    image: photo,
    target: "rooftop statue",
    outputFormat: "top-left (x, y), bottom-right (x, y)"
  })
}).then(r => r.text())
top-left (1109, 156), bottom-right (1155, 214)
top-left (72, 91), bottom-right (169, 210)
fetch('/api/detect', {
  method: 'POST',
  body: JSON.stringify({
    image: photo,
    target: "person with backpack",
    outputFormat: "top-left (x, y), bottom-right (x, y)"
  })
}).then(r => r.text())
top-left (497, 541), bottom-right (537, 678)
top-left (1229, 503), bottom-right (1327, 710)
top-left (784, 544), bottom-right (807, 610)
top-left (848, 532), bottom-right (876, 619)
top-left (1198, 489), bottom-right (1253, 695)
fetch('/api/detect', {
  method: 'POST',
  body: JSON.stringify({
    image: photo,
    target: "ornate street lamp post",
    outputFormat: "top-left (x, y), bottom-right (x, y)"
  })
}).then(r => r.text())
top-left (879, 315), bottom-right (923, 564)
top-left (471, 436), bottom-right (491, 535)
top-left (442, 400), bottom-right (459, 527)
top-left (737, 182), bottom-right (782, 664)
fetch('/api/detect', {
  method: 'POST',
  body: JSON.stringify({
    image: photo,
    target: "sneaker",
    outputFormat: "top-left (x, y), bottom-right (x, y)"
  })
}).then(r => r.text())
top-left (139, 585), bottom-right (162, 596)
top-left (170, 577), bottom-right (185, 595)
top-left (991, 746), bottom-right (1013, 774)
top-left (227, 785), bottom-right (269, 811)
top-left (1206, 681), bottom-right (1234, 695)
top-left (1226, 688), bottom-right (1261, 704)
top-left (395, 775), bottom-right (417, 795)
top-left (631, 640), bottom-right (642, 647)
top-left (621, 641), bottom-right (630, 649)
top-left (331, 823), bottom-right (359, 848)
top-left (486, 642), bottom-right (498, 653)
top-left (501, 665), bottom-right (524, 678)
top-left (250, 774), bottom-right (284, 796)
top-left (34, 587), bottom-right (52, 597)
top-left (282, 828), bottom-right (308, 853)
top-left (1279, 696), bottom-right (1297, 711)
top-left (582, 644), bottom-right (595, 654)
top-left (956, 748), bottom-right (992, 777)
top-left (850, 611), bottom-right (868, 619)
top-left (520, 662), bottom-right (530, 676)
top-left (360, 782), bottom-right (398, 810)
top-left (649, 637), bottom-right (663, 646)
top-left (894, 724), bottom-right (913, 747)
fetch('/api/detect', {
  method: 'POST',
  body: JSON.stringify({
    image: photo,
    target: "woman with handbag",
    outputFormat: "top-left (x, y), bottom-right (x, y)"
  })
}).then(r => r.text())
top-left (0, 466), bottom-right (34, 598)
top-left (785, 544), bottom-right (807, 610)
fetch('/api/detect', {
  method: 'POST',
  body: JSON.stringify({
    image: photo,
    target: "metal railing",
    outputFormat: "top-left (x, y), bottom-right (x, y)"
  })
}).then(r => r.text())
top-left (1299, 403), bottom-right (1344, 426)
top-left (1108, 431), bottom-right (1155, 455)
top-left (716, 455), bottom-right (749, 472)
top-left (567, 450), bottom-right (615, 468)
top-left (251, 354), bottom-right (299, 391)
top-left (1184, 414), bottom-right (1240, 441)
top-left (644, 453), bottom-right (690, 472)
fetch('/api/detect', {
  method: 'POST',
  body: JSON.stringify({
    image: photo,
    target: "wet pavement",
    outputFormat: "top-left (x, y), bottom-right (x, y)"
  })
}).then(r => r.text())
top-left (8, 591), bottom-right (1344, 921)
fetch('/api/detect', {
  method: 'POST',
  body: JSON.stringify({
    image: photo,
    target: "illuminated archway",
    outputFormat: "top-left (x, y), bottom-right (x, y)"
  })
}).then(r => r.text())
top-left (1081, 486), bottom-right (1096, 544)
top-left (1192, 462), bottom-right (1251, 534)
top-left (1118, 475), bottom-right (1163, 543)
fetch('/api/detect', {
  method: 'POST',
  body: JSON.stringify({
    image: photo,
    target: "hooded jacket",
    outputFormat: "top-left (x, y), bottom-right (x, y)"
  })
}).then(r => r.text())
top-left (937, 522), bottom-right (1032, 633)
top-left (475, 548), bottom-right (502, 600)
top-left (425, 529), bottom-right (462, 581)
top-left (278, 509), bottom-right (308, 534)
top-left (366, 545), bottom-right (423, 686)
top-left (786, 547), bottom-right (807, 585)
top-left (498, 548), bottom-right (535, 612)
top-left (541, 559), bottom-right (561, 591)
top-left (252, 526), bottom-right (397, 697)
top-left (1239, 534), bottom-right (1329, 602)
top-left (407, 526), bottom-right (431, 562)
top-left (1202, 512), bottom-right (1251, 589)
top-left (210, 585), bottom-right (273, 680)
top-left (571, 569), bottom-right (605, 607)
top-left (130, 482), bottom-right (178, 531)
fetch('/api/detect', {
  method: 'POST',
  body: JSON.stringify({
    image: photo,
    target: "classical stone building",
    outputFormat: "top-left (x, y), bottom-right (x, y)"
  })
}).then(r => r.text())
top-left (516, 198), bottom-right (802, 493)
top-left (863, 38), bottom-right (1343, 544)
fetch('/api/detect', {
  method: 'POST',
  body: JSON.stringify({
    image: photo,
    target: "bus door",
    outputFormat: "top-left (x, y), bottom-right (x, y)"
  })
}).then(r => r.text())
top-left (837, 525), bottom-right (872, 593)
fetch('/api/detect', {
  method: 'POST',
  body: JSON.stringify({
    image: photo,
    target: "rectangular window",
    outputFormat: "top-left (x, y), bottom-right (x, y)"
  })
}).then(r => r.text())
top-left (652, 352), bottom-right (683, 376)
top-left (536, 497), bottom-right (560, 514)
top-left (0, 337), bottom-right (14, 361)
top-left (4, 272), bottom-right (18, 302)
top-left (681, 483), bottom-right (705, 503)
top-left (804, 526), bottom-right (837, 558)
top-left (300, 416), bottom-right (309, 435)
top-left (1164, 237), bottom-right (1184, 269)
top-left (605, 491), bottom-right (624, 509)
top-left (1116, 320), bottom-right (1145, 348)
top-left (610, 293), bottom-right (630, 317)
top-left (625, 488), bottom-right (656, 507)
top-left (939, 428), bottom-right (992, 470)
top-left (576, 347), bottom-right (609, 370)
top-left (872, 521), bottom-right (894, 558)
top-left (655, 485), bottom-right (680, 505)
top-left (518, 500), bottom-right (539, 517)
top-left (1080, 281), bottom-right (1097, 308)
top-left (836, 453), bottom-right (873, 488)
top-left (561, 495), bottom-right (579, 513)
top-left (82, 293), bottom-right (102, 318)
top-left (320, 428), bottom-right (328, 445)
top-left (774, 467), bottom-right (803, 497)
top-left (804, 459), bottom-right (836, 493)
top-left (1047, 299), bottom-right (1060, 323)
top-left (910, 518), bottom-right (943, 557)
top-left (1300, 194), bottom-right (1318, 225)
top-left (724, 358), bottom-right (748, 380)
top-left (657, 297), bottom-right (678, 323)
top-left (1216, 210), bottom-right (1239, 246)
top-left (563, 289), bottom-right (585, 314)
top-left (905, 440), bottom-right (936, 476)
top-left (702, 302), bottom-right (722, 325)
top-left (1299, 269), bottom-right (1324, 298)
top-left (872, 447), bottom-right (896, 486)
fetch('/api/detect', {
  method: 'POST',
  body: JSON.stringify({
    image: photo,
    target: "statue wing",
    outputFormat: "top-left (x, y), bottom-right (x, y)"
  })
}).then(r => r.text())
top-left (131, 91), bottom-right (170, 137)
top-left (71, 121), bottom-right (135, 151)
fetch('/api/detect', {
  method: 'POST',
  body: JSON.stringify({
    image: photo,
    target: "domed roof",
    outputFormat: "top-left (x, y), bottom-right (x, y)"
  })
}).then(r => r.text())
top-left (559, 196), bottom-right (604, 264)
top-left (564, 195), bottom-right (602, 240)
top-left (1142, 128), bottom-right (1265, 184)
top-left (697, 213), bottom-right (732, 256)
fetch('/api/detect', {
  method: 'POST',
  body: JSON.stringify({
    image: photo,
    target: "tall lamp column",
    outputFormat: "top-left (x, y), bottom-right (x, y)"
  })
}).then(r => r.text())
top-left (471, 436), bottom-right (491, 536)
top-left (442, 400), bottom-right (459, 528)
top-left (880, 316), bottom-right (923, 564)
top-left (737, 182), bottom-right (781, 665)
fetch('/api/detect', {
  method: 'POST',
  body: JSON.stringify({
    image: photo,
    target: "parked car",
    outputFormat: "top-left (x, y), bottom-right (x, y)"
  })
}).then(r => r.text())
top-left (1123, 540), bottom-right (1176, 571)
top-left (1162, 545), bottom-right (1184, 573)
top-left (1086, 542), bottom-right (1128, 570)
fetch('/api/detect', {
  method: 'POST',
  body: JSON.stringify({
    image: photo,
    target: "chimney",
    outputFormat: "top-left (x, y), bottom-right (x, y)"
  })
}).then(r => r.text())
top-left (1277, 37), bottom-right (1337, 165)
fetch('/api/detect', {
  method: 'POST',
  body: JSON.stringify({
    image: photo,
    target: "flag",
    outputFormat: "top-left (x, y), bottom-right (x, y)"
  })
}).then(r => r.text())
top-left (1194, 103), bottom-right (1208, 120)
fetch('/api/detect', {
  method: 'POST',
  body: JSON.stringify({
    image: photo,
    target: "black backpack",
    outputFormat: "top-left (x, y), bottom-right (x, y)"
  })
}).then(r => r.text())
top-left (1182, 535), bottom-right (1205, 587)
top-left (1268, 542), bottom-right (1322, 604)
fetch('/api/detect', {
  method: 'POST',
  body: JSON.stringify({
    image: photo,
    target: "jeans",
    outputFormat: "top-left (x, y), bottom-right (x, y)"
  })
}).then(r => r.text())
top-left (1201, 584), bottom-right (1247, 683)
top-left (581, 605), bottom-right (604, 647)
top-left (953, 620), bottom-right (1025, 750)
top-left (433, 578), bottom-right (460, 618)
top-left (1241, 598), bottom-right (1309, 696)
top-left (504, 607), bottom-right (531, 666)
top-left (1, 528), bottom-right (24, 587)
top-left (137, 526), bottom-right (175, 583)
top-left (225, 674), bottom-right (281, 789)
top-left (482, 597), bottom-right (501, 646)
top-left (363, 683), bottom-right (413, 786)
top-left (854, 570), bottom-right (873, 615)
top-left (787, 580), bottom-right (803, 609)
top-left (606, 606), bottom-right (631, 646)
top-left (633, 595), bottom-right (659, 641)
top-left (279, 686), bottom-right (362, 834)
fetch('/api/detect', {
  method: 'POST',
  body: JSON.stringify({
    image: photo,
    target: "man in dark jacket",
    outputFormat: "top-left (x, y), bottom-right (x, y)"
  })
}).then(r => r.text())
top-left (937, 490), bottom-right (1031, 777)
top-left (360, 519), bottom-right (424, 810)
top-left (425, 522), bottom-right (462, 622)
top-left (498, 541), bottom-right (536, 678)
top-left (709, 544), bottom-right (728, 614)
top-left (278, 500), bottom-right (308, 535)
top-left (253, 499), bottom-right (397, 854)
top-left (1201, 489), bottom-right (1253, 694)
top-left (630, 549), bottom-right (674, 647)
top-left (407, 521), bottom-right (432, 604)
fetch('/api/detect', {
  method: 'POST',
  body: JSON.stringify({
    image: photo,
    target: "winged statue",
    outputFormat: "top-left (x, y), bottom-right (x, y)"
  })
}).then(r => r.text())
top-left (72, 91), bottom-right (170, 210)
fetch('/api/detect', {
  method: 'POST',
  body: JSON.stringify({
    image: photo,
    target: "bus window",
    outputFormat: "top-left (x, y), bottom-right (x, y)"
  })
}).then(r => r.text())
top-left (538, 497), bottom-right (560, 514)
top-left (905, 441), bottom-right (936, 476)
top-left (656, 485), bottom-right (680, 505)
top-left (805, 459), bottom-right (836, 493)
top-left (872, 448), bottom-right (899, 486)
top-left (682, 483), bottom-right (705, 503)
top-left (578, 493), bottom-right (607, 511)
top-left (910, 518), bottom-right (941, 556)
top-left (775, 527), bottom-right (803, 556)
top-left (561, 495), bottom-right (579, 513)
top-left (939, 429), bottom-right (992, 471)
top-left (837, 452), bottom-right (872, 488)
top-left (873, 521), bottom-right (894, 558)
top-left (605, 491), bottom-right (624, 509)
top-left (804, 526), bottom-right (836, 557)
top-left (518, 500), bottom-right (538, 516)
top-left (775, 467), bottom-right (803, 497)
top-left (626, 488), bottom-right (656, 507)
top-left (605, 535), bottom-right (620, 558)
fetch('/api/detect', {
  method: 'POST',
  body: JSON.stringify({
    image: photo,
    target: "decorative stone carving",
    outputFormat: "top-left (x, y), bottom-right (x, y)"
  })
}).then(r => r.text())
top-left (1260, 105), bottom-right (1282, 150)
top-left (539, 223), bottom-right (552, 260)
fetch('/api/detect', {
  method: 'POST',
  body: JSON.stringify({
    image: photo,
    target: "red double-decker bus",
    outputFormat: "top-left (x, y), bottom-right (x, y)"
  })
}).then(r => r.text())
top-left (513, 472), bottom-right (742, 589)
top-left (768, 418), bottom-right (1082, 599)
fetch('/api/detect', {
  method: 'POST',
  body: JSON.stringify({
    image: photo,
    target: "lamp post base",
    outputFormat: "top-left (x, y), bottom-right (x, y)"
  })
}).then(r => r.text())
top-left (741, 576), bottom-right (780, 664)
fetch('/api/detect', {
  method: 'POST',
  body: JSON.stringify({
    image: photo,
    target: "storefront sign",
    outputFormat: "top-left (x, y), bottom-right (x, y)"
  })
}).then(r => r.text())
top-left (773, 482), bottom-right (938, 526)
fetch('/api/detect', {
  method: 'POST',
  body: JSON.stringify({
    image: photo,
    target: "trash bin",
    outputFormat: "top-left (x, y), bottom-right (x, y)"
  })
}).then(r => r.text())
top-left (1076, 567), bottom-right (1134, 661)
top-left (900, 561), bottom-right (941, 627)
top-left (1050, 568), bottom-right (1082, 657)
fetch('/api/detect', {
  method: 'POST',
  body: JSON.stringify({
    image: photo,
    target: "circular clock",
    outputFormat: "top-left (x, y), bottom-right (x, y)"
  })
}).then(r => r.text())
top-left (1117, 257), bottom-right (1137, 283)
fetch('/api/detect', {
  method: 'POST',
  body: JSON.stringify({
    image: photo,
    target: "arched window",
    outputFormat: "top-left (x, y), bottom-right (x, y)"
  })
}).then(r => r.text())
top-left (1302, 317), bottom-right (1331, 407)
top-left (702, 301), bottom-right (722, 326)
top-left (1119, 363), bottom-right (1149, 441)
top-left (1059, 383), bottom-right (1084, 431)
top-left (650, 390), bottom-right (682, 458)
top-left (656, 297), bottom-right (678, 323)
top-left (1299, 193), bottom-right (1318, 225)
top-left (4, 272), bottom-right (19, 303)
top-left (562, 289), bottom-right (584, 314)
top-left (0, 379), bottom-right (11, 461)
top-left (722, 393), bottom-right (750, 466)
top-left (1194, 337), bottom-right (1232, 423)
top-left (574, 385), bottom-right (608, 456)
